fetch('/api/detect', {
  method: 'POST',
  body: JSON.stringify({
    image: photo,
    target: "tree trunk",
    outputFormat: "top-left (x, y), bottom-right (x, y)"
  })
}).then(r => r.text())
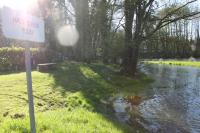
top-left (121, 41), bottom-right (140, 76)
top-left (71, 0), bottom-right (92, 62)
top-left (121, 0), bottom-right (139, 76)
top-left (131, 44), bottom-right (140, 74)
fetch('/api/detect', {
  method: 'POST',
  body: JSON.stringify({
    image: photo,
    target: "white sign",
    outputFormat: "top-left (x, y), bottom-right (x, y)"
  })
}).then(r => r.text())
top-left (2, 7), bottom-right (45, 43)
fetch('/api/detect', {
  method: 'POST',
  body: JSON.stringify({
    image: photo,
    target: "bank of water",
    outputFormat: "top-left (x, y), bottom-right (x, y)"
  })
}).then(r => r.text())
top-left (113, 64), bottom-right (200, 133)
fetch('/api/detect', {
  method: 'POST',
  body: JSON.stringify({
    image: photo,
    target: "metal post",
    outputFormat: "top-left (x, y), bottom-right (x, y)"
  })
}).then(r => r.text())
top-left (25, 45), bottom-right (36, 133)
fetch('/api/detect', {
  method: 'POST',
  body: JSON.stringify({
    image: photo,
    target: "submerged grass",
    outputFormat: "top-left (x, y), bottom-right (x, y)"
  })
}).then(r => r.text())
top-left (145, 60), bottom-right (200, 68)
top-left (0, 62), bottom-right (152, 133)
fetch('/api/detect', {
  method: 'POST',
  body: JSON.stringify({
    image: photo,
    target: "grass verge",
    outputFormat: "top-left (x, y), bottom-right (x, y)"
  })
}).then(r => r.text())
top-left (0, 62), bottom-right (152, 133)
top-left (0, 109), bottom-right (134, 133)
top-left (144, 60), bottom-right (200, 68)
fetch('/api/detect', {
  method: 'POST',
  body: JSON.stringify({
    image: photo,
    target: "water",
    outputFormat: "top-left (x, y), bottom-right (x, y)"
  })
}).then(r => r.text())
top-left (112, 95), bottom-right (131, 123)
top-left (113, 64), bottom-right (200, 133)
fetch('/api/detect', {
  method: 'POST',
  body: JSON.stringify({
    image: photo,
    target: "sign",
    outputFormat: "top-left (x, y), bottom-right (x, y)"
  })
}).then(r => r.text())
top-left (2, 7), bottom-right (45, 43)
top-left (1, 7), bottom-right (45, 133)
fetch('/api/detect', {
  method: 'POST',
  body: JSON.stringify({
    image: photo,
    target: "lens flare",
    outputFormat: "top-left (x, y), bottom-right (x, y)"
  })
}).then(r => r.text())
top-left (57, 25), bottom-right (79, 46)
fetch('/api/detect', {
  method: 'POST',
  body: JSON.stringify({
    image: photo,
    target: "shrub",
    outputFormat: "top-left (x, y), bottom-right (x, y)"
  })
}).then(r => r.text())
top-left (0, 47), bottom-right (44, 71)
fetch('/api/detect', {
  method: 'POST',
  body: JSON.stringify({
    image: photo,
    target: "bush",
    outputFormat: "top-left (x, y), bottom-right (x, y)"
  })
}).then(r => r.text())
top-left (0, 47), bottom-right (44, 71)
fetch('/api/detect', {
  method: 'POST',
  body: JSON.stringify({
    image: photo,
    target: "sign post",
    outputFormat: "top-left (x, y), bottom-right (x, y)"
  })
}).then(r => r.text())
top-left (25, 44), bottom-right (36, 133)
top-left (2, 7), bottom-right (45, 133)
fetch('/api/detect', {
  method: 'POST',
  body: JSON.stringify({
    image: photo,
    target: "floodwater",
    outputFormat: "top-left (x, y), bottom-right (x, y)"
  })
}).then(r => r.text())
top-left (113, 64), bottom-right (200, 133)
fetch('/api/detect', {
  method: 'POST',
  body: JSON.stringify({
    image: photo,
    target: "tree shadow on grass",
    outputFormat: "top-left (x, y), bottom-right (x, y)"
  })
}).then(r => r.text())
top-left (49, 62), bottom-right (113, 110)
top-left (48, 62), bottom-right (134, 132)
top-left (88, 63), bottom-right (152, 94)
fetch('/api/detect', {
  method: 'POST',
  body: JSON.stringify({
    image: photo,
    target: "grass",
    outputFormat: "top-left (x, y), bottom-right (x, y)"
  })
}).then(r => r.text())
top-left (0, 109), bottom-right (134, 133)
top-left (144, 60), bottom-right (200, 68)
top-left (0, 62), bottom-right (152, 133)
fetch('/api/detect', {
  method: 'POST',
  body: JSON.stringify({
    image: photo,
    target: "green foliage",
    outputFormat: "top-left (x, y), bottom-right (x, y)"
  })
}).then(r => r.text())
top-left (0, 62), bottom-right (151, 132)
top-left (0, 47), bottom-right (40, 71)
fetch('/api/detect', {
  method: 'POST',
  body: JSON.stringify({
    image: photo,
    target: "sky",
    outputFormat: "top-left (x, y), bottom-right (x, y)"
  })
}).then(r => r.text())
top-left (0, 0), bottom-right (39, 11)
top-left (0, 0), bottom-right (199, 12)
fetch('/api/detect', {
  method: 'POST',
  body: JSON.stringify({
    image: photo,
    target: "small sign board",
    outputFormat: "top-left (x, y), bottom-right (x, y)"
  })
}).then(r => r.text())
top-left (2, 7), bottom-right (45, 43)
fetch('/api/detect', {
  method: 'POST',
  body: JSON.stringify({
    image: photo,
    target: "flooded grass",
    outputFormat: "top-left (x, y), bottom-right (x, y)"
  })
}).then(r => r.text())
top-left (0, 61), bottom-right (151, 132)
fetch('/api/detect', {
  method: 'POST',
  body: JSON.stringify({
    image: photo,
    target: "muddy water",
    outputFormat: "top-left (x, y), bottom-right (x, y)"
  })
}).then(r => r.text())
top-left (113, 64), bottom-right (200, 133)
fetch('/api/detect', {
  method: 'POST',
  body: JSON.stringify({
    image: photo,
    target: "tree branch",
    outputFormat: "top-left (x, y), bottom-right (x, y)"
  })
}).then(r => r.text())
top-left (157, 0), bottom-right (197, 24)
top-left (143, 0), bottom-right (199, 40)
top-left (144, 11), bottom-right (200, 40)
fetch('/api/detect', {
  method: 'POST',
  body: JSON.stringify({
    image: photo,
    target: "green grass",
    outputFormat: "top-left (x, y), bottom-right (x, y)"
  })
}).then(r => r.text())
top-left (144, 60), bottom-right (200, 68)
top-left (0, 109), bottom-right (134, 133)
top-left (0, 62), bottom-right (152, 133)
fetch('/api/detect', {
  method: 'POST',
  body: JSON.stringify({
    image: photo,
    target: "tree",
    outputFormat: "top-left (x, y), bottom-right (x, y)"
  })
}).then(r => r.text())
top-left (122, 0), bottom-right (200, 76)
top-left (69, 0), bottom-right (93, 62)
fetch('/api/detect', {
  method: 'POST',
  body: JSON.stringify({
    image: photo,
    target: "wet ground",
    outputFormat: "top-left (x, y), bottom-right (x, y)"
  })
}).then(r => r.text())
top-left (113, 64), bottom-right (200, 133)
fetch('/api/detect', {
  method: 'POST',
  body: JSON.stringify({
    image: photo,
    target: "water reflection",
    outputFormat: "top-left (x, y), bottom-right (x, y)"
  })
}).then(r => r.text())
top-left (112, 95), bottom-right (131, 122)
top-left (139, 64), bottom-right (200, 133)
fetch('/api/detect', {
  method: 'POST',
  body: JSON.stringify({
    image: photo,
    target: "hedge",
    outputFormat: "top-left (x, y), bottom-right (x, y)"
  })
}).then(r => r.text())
top-left (0, 47), bottom-right (45, 71)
